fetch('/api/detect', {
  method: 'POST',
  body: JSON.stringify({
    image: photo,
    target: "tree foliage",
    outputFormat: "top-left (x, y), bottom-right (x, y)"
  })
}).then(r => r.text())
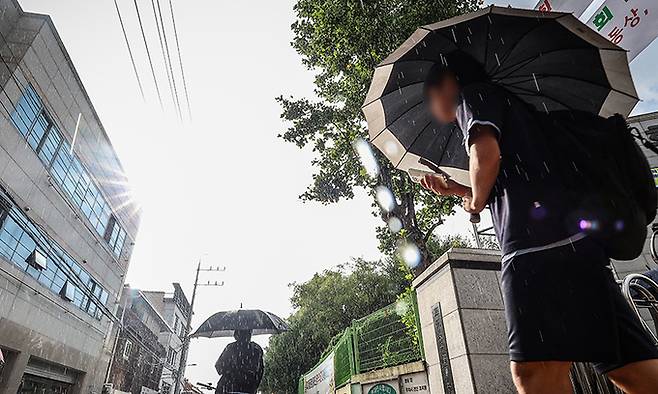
top-left (278, 0), bottom-right (482, 269)
top-left (260, 258), bottom-right (408, 393)
top-left (259, 235), bottom-right (471, 393)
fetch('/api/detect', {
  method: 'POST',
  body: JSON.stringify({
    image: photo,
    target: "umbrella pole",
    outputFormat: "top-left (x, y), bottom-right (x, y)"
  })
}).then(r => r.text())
top-left (472, 222), bottom-right (483, 249)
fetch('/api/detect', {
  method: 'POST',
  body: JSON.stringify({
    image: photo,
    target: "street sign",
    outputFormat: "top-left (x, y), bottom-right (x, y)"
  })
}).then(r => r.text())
top-left (534, 0), bottom-right (592, 17)
top-left (586, 0), bottom-right (658, 61)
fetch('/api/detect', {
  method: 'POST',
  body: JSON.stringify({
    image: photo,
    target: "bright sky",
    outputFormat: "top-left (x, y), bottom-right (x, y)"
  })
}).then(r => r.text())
top-left (18, 0), bottom-right (658, 387)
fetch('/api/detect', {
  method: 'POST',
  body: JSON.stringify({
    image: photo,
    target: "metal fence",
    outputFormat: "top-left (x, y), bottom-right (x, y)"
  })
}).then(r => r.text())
top-left (298, 291), bottom-right (423, 392)
top-left (352, 293), bottom-right (423, 373)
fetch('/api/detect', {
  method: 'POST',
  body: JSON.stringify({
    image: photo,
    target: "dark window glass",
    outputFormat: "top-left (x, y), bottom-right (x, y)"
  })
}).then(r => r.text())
top-left (0, 206), bottom-right (109, 319)
top-left (38, 126), bottom-right (62, 166)
top-left (10, 86), bottom-right (126, 259)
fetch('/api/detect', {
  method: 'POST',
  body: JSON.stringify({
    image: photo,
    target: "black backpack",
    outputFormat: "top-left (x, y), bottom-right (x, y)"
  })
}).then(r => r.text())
top-left (536, 111), bottom-right (657, 261)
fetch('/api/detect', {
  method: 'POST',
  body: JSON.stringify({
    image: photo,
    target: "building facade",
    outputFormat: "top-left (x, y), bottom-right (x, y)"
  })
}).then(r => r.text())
top-left (0, 1), bottom-right (139, 393)
top-left (107, 286), bottom-right (171, 394)
top-left (143, 283), bottom-right (192, 394)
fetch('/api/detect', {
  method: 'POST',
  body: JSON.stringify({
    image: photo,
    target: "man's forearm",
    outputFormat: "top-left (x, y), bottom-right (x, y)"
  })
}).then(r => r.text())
top-left (468, 127), bottom-right (501, 211)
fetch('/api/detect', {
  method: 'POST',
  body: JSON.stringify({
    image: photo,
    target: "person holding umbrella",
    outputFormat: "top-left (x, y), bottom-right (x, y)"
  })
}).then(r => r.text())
top-left (190, 309), bottom-right (289, 394)
top-left (363, 6), bottom-right (658, 394)
top-left (421, 59), bottom-right (658, 394)
top-left (214, 329), bottom-right (263, 394)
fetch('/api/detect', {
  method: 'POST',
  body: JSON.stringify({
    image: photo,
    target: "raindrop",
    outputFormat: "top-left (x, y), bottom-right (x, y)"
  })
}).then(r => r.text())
top-left (353, 138), bottom-right (379, 177)
top-left (495, 53), bottom-right (500, 67)
top-left (388, 217), bottom-right (403, 233)
top-left (375, 186), bottom-right (396, 212)
top-left (532, 73), bottom-right (540, 92)
top-left (398, 242), bottom-right (421, 269)
top-left (451, 29), bottom-right (457, 43)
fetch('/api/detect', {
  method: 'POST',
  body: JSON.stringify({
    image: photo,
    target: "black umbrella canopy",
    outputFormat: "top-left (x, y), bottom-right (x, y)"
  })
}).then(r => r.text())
top-left (190, 309), bottom-right (289, 338)
top-left (363, 6), bottom-right (638, 185)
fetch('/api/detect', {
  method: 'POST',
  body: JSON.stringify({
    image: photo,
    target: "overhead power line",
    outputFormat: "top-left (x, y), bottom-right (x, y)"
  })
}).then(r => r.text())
top-left (168, 0), bottom-right (192, 120)
top-left (150, 0), bottom-right (177, 114)
top-left (133, 0), bottom-right (164, 108)
top-left (155, 0), bottom-right (182, 119)
top-left (113, 0), bottom-right (145, 100)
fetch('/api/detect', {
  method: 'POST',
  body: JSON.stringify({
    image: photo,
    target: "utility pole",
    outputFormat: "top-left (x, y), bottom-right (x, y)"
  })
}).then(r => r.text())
top-left (172, 258), bottom-right (225, 394)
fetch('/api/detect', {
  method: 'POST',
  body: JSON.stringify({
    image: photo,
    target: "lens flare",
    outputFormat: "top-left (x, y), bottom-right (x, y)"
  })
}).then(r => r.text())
top-left (383, 140), bottom-right (399, 156)
top-left (579, 219), bottom-right (599, 231)
top-left (387, 217), bottom-right (403, 233)
top-left (376, 186), bottom-right (396, 212)
top-left (353, 138), bottom-right (379, 177)
top-left (398, 242), bottom-right (421, 269)
top-left (395, 299), bottom-right (410, 316)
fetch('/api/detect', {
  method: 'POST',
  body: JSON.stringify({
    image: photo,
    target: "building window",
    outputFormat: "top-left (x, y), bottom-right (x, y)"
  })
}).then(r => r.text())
top-left (9, 84), bottom-right (129, 259)
top-left (166, 348), bottom-right (178, 366)
top-left (0, 199), bottom-right (109, 319)
top-left (123, 340), bottom-right (132, 360)
top-left (104, 216), bottom-right (126, 257)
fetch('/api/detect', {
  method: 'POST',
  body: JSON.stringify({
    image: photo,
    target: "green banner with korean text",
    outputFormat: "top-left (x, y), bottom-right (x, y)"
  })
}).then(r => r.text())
top-left (587, 0), bottom-right (658, 61)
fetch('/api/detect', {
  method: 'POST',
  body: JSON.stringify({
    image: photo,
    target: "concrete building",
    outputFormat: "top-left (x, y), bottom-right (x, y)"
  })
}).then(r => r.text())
top-left (107, 286), bottom-right (171, 394)
top-left (0, 0), bottom-right (139, 393)
top-left (142, 283), bottom-right (192, 394)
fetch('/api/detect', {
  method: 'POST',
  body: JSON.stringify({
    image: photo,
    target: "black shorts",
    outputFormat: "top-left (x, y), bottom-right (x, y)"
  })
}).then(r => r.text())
top-left (501, 238), bottom-right (658, 374)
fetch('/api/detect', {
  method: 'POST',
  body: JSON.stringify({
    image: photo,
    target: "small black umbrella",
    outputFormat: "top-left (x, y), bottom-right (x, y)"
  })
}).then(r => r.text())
top-left (190, 309), bottom-right (289, 338)
top-left (363, 6), bottom-right (638, 186)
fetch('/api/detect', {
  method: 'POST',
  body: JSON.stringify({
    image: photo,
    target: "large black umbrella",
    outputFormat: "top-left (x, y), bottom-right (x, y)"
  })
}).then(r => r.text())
top-left (363, 6), bottom-right (638, 186)
top-left (190, 309), bottom-right (289, 338)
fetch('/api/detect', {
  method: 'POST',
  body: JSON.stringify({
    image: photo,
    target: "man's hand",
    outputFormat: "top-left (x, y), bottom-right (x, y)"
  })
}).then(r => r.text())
top-left (420, 175), bottom-right (469, 197)
top-left (462, 195), bottom-right (484, 214)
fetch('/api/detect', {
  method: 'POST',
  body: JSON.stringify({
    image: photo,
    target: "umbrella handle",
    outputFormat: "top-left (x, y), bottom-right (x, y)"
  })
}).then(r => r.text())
top-left (470, 213), bottom-right (481, 224)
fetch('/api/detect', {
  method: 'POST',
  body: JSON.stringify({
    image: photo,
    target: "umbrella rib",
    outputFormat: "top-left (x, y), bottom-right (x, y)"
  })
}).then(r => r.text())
top-left (363, 80), bottom-right (424, 109)
top-left (393, 121), bottom-right (434, 168)
top-left (503, 84), bottom-right (583, 111)
top-left (369, 98), bottom-right (426, 143)
top-left (503, 73), bottom-right (638, 100)
top-left (494, 46), bottom-right (625, 80)
top-left (483, 14), bottom-right (492, 74)
top-left (492, 14), bottom-right (568, 75)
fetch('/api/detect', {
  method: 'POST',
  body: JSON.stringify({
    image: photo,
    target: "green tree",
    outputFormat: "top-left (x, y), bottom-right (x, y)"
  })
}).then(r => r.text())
top-left (259, 235), bottom-right (471, 393)
top-left (260, 258), bottom-right (408, 393)
top-left (279, 0), bottom-right (482, 270)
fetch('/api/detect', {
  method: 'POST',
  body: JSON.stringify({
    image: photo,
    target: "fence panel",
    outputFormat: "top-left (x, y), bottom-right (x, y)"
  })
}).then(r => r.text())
top-left (352, 293), bottom-right (423, 373)
top-left (334, 329), bottom-right (355, 388)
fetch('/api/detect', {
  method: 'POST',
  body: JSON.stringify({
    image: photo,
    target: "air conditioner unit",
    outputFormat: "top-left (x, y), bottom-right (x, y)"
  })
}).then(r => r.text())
top-left (26, 249), bottom-right (47, 270)
top-left (60, 281), bottom-right (75, 302)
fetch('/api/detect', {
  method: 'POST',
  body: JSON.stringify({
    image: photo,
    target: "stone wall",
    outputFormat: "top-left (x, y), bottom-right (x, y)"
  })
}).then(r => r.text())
top-left (413, 248), bottom-right (514, 393)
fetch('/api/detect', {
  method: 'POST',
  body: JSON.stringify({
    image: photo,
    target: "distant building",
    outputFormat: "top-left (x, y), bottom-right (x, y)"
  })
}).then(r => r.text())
top-left (0, 0), bottom-right (139, 393)
top-left (107, 286), bottom-right (173, 394)
top-left (142, 283), bottom-right (192, 394)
